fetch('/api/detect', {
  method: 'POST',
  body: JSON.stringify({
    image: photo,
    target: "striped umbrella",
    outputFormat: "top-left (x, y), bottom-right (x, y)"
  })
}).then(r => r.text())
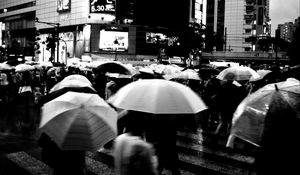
top-left (39, 91), bottom-right (118, 151)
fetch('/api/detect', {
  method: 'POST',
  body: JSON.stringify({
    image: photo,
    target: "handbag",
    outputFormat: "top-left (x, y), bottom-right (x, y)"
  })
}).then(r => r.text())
top-left (18, 86), bottom-right (32, 94)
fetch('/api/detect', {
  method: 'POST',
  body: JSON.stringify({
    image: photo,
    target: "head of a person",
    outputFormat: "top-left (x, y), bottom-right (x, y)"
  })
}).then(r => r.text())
top-left (114, 138), bottom-right (158, 175)
top-left (125, 143), bottom-right (157, 175)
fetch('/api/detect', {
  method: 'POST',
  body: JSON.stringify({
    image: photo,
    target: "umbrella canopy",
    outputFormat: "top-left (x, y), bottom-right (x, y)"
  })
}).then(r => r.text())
top-left (42, 74), bottom-right (97, 104)
top-left (49, 74), bottom-right (96, 93)
top-left (105, 72), bottom-right (132, 79)
top-left (282, 65), bottom-right (300, 80)
top-left (249, 69), bottom-right (272, 82)
top-left (0, 62), bottom-right (14, 71)
top-left (227, 78), bottom-right (300, 147)
top-left (34, 62), bottom-right (53, 69)
top-left (40, 91), bottom-right (118, 151)
top-left (139, 67), bottom-right (155, 74)
top-left (96, 61), bottom-right (132, 75)
top-left (217, 66), bottom-right (259, 81)
top-left (15, 64), bottom-right (35, 72)
top-left (152, 64), bottom-right (182, 75)
top-left (171, 69), bottom-right (201, 80)
top-left (108, 79), bottom-right (207, 114)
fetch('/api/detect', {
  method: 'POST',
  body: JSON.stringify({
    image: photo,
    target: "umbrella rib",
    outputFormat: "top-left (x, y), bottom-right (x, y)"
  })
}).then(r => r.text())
top-left (279, 89), bottom-right (300, 95)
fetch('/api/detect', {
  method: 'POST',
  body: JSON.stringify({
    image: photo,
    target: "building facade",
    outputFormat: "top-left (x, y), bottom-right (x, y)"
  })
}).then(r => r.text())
top-left (205, 0), bottom-right (225, 51)
top-left (1, 0), bottom-right (206, 63)
top-left (276, 22), bottom-right (297, 42)
top-left (0, 0), bottom-right (36, 61)
top-left (205, 0), bottom-right (270, 52)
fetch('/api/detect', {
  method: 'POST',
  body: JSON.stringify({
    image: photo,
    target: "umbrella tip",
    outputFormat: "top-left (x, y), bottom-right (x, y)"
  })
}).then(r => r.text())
top-left (274, 84), bottom-right (279, 91)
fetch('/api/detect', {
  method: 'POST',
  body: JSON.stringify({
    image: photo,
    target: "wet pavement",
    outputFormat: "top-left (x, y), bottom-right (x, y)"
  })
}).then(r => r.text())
top-left (0, 99), bottom-right (258, 175)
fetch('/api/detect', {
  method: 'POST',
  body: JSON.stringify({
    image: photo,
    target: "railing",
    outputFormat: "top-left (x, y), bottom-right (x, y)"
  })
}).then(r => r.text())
top-left (202, 51), bottom-right (289, 61)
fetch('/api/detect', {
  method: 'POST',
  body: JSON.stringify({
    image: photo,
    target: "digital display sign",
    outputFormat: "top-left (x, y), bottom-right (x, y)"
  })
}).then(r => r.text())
top-left (146, 32), bottom-right (179, 46)
top-left (146, 32), bottom-right (168, 44)
top-left (57, 0), bottom-right (71, 12)
top-left (99, 30), bottom-right (128, 52)
top-left (90, 0), bottom-right (116, 14)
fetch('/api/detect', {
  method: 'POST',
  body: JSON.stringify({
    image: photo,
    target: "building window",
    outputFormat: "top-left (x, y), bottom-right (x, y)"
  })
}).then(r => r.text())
top-left (257, 0), bottom-right (263, 5)
top-left (0, 1), bottom-right (36, 14)
top-left (245, 29), bottom-right (252, 34)
top-left (244, 47), bottom-right (251, 51)
top-left (245, 20), bottom-right (252, 25)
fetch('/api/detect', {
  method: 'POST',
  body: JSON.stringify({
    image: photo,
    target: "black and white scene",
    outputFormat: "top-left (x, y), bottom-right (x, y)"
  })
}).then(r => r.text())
top-left (0, 0), bottom-right (300, 174)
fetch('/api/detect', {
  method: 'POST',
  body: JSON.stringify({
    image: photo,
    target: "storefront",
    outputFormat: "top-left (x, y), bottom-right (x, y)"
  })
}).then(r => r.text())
top-left (35, 0), bottom-right (192, 63)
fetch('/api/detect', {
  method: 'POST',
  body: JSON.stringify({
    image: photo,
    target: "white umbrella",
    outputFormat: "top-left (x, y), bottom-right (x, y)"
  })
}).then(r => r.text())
top-left (0, 62), bottom-right (14, 70)
top-left (49, 74), bottom-right (95, 93)
top-left (40, 91), bottom-right (118, 151)
top-left (139, 67), bottom-right (155, 74)
top-left (15, 64), bottom-right (35, 72)
top-left (152, 64), bottom-right (182, 75)
top-left (217, 66), bottom-right (260, 81)
top-left (35, 62), bottom-right (53, 69)
top-left (105, 72), bottom-right (132, 79)
top-left (249, 69), bottom-right (272, 82)
top-left (108, 79), bottom-right (207, 114)
top-left (171, 69), bottom-right (201, 80)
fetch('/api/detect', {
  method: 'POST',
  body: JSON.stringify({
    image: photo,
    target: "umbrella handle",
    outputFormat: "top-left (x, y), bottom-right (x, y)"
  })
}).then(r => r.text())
top-left (226, 134), bottom-right (236, 148)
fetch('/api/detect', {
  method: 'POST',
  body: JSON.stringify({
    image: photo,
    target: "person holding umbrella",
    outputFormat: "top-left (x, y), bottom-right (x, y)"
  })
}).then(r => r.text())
top-left (114, 110), bottom-right (158, 175)
top-left (226, 78), bottom-right (300, 175)
top-left (114, 133), bottom-right (158, 175)
top-left (214, 75), bottom-right (249, 138)
top-left (38, 133), bottom-right (86, 175)
top-left (108, 79), bottom-right (208, 175)
top-left (38, 76), bottom-right (118, 175)
top-left (145, 114), bottom-right (181, 175)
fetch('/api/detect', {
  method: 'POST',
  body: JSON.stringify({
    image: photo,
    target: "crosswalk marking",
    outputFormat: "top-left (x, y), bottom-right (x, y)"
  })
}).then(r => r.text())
top-left (3, 130), bottom-right (257, 175)
top-left (179, 153), bottom-right (251, 175)
top-left (177, 140), bottom-right (255, 164)
top-left (85, 156), bottom-right (115, 175)
top-left (6, 151), bottom-right (50, 175)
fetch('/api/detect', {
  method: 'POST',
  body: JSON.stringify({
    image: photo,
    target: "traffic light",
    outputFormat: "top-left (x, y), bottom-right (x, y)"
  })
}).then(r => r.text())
top-left (46, 35), bottom-right (56, 51)
top-left (34, 33), bottom-right (41, 54)
top-left (34, 41), bottom-right (41, 54)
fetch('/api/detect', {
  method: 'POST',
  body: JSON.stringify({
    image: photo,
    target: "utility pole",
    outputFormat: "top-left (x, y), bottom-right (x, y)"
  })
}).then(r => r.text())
top-left (55, 24), bottom-right (60, 63)
top-left (35, 18), bottom-right (60, 63)
top-left (224, 27), bottom-right (227, 51)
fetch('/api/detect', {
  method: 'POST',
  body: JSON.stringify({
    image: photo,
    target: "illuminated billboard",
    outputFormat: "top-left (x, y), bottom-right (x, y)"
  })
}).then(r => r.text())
top-left (99, 29), bottom-right (128, 52)
top-left (57, 0), bottom-right (71, 12)
top-left (146, 32), bottom-right (179, 46)
top-left (90, 0), bottom-right (116, 14)
top-left (146, 32), bottom-right (168, 44)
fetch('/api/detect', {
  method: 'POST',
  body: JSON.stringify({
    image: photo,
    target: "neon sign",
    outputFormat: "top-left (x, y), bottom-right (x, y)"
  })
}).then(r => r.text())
top-left (90, 0), bottom-right (116, 14)
top-left (57, 0), bottom-right (71, 12)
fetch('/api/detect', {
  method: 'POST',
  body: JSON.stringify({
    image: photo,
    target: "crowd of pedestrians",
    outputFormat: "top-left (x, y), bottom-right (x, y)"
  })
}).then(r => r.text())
top-left (0, 59), bottom-right (298, 175)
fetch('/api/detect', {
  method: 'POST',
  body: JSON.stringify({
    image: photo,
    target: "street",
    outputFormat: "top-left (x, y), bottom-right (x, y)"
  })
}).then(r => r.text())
top-left (0, 98), bottom-right (258, 175)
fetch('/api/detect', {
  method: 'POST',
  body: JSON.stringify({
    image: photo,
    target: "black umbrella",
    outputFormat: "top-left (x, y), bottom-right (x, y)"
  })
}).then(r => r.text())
top-left (282, 65), bottom-right (300, 80)
top-left (95, 61), bottom-right (131, 75)
top-left (198, 67), bottom-right (220, 79)
top-left (41, 86), bottom-right (97, 105)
